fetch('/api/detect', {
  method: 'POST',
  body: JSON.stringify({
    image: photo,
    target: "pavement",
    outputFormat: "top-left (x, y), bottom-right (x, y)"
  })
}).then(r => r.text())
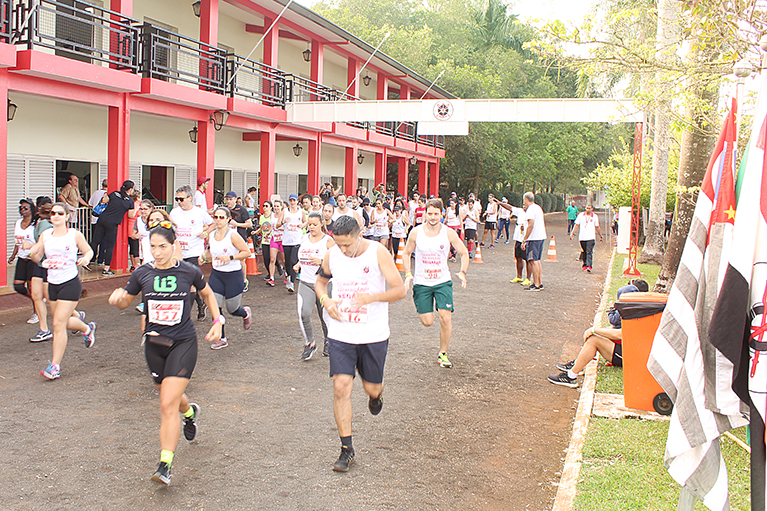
top-left (0, 212), bottom-right (613, 510)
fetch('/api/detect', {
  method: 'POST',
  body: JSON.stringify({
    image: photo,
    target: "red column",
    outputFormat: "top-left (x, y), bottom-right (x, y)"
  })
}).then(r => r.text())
top-left (377, 73), bottom-right (388, 99)
top-left (107, 94), bottom-right (130, 272)
top-left (197, 120), bottom-right (215, 209)
top-left (374, 148), bottom-right (386, 190)
top-left (344, 147), bottom-right (358, 196)
top-left (310, 40), bottom-right (323, 85)
top-left (308, 136), bottom-right (321, 195)
top-left (263, 16), bottom-right (278, 99)
top-left (0, 71), bottom-right (8, 287)
top-left (430, 160), bottom-right (440, 197)
top-left (259, 131), bottom-right (276, 205)
top-left (397, 157), bottom-right (408, 197)
top-left (400, 83), bottom-right (411, 100)
top-left (200, 0), bottom-right (218, 44)
top-left (346, 57), bottom-right (359, 98)
top-left (109, 0), bottom-right (133, 70)
top-left (418, 159), bottom-right (427, 195)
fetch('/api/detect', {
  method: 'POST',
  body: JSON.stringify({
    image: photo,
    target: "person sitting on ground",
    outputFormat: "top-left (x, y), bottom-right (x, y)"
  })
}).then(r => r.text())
top-left (547, 278), bottom-right (649, 388)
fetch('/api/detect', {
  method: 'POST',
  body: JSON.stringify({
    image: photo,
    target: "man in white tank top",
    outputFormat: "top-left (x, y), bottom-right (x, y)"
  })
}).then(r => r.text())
top-left (402, 198), bottom-right (469, 369)
top-left (314, 216), bottom-right (406, 473)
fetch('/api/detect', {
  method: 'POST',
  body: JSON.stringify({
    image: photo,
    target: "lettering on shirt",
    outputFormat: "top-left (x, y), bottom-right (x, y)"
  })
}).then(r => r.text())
top-left (333, 281), bottom-right (369, 323)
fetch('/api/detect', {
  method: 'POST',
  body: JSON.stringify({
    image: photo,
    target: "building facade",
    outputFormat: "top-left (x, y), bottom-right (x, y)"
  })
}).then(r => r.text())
top-left (0, 0), bottom-right (450, 286)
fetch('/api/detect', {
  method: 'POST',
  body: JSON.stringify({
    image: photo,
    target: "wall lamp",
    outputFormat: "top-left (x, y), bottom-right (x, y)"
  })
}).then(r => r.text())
top-left (192, 1), bottom-right (201, 17)
top-left (189, 125), bottom-right (198, 143)
top-left (362, 72), bottom-right (371, 87)
top-left (302, 48), bottom-right (311, 62)
top-left (293, 143), bottom-right (303, 157)
top-left (211, 110), bottom-right (229, 130)
top-left (357, 152), bottom-right (365, 164)
top-left (7, 98), bottom-right (17, 121)
top-left (409, 156), bottom-right (417, 165)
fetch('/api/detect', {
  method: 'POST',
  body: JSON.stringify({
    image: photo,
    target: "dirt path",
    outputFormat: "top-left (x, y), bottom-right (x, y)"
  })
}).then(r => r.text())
top-left (0, 212), bottom-right (611, 510)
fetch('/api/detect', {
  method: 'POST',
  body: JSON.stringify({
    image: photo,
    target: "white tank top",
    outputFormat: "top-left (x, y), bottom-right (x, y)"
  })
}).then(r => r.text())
top-left (136, 218), bottom-right (152, 264)
top-left (271, 213), bottom-right (283, 243)
top-left (298, 233), bottom-right (330, 285)
top-left (372, 209), bottom-right (389, 236)
top-left (282, 208), bottom-right (303, 246)
top-left (42, 228), bottom-right (79, 284)
top-left (209, 228), bottom-right (242, 272)
top-left (324, 242), bottom-right (389, 344)
top-left (445, 207), bottom-right (461, 228)
top-left (391, 213), bottom-right (407, 237)
top-left (413, 224), bottom-right (452, 286)
top-left (485, 203), bottom-right (498, 222)
top-left (499, 206), bottom-right (511, 219)
top-left (15, 219), bottom-right (35, 259)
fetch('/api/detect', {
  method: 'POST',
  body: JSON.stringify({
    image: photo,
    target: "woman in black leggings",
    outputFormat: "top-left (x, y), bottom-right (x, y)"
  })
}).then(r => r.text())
top-left (90, 180), bottom-right (137, 276)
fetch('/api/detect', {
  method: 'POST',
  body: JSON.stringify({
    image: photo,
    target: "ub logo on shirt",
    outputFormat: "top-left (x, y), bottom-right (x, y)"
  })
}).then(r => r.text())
top-left (154, 275), bottom-right (177, 292)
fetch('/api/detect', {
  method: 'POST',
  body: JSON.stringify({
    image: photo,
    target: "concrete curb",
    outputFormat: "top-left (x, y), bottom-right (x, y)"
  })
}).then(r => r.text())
top-left (552, 246), bottom-right (617, 511)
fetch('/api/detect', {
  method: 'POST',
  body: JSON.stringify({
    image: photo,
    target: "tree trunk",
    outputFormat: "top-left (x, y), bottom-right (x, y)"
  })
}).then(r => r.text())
top-left (653, 82), bottom-right (719, 293)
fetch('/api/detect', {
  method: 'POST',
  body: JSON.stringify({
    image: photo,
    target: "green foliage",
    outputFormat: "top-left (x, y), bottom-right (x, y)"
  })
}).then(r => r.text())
top-left (539, 193), bottom-right (552, 213)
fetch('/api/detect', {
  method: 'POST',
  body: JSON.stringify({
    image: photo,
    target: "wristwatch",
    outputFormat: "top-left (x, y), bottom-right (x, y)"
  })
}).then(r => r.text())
top-left (213, 316), bottom-right (226, 325)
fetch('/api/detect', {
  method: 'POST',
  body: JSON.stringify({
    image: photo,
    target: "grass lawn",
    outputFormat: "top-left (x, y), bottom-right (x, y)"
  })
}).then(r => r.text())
top-left (575, 251), bottom-right (751, 509)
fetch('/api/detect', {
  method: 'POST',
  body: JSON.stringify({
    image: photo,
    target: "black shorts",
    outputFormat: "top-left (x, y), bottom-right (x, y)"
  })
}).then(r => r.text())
top-left (32, 264), bottom-right (47, 282)
top-left (144, 335), bottom-right (197, 384)
top-left (328, 338), bottom-right (388, 384)
top-left (484, 221), bottom-right (497, 231)
top-left (184, 256), bottom-right (201, 267)
top-left (128, 237), bottom-right (140, 258)
top-left (464, 228), bottom-right (477, 241)
top-left (514, 241), bottom-right (526, 260)
top-left (48, 276), bottom-right (82, 302)
top-left (611, 344), bottom-right (623, 367)
top-left (14, 258), bottom-right (35, 282)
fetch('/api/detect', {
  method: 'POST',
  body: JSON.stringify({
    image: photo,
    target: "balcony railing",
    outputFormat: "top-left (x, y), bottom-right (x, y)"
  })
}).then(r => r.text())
top-left (13, 0), bottom-right (139, 71)
top-left (0, 0), bottom-right (11, 43)
top-left (140, 23), bottom-right (225, 93)
top-left (226, 54), bottom-right (287, 107)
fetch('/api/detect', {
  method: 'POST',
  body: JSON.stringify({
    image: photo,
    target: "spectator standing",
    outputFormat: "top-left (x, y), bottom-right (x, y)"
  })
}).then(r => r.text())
top-left (565, 201), bottom-right (579, 236)
top-left (245, 187), bottom-right (258, 210)
top-left (90, 180), bottom-right (137, 276)
top-left (59, 174), bottom-right (90, 227)
top-left (88, 179), bottom-right (109, 226)
top-left (479, 193), bottom-right (497, 248)
top-left (521, 192), bottom-right (546, 291)
top-left (496, 199), bottom-right (529, 285)
top-left (9, 198), bottom-right (37, 323)
top-left (570, 204), bottom-right (603, 272)
top-left (195, 177), bottom-right (213, 213)
top-left (127, 190), bottom-right (142, 271)
top-left (495, 197), bottom-right (511, 243)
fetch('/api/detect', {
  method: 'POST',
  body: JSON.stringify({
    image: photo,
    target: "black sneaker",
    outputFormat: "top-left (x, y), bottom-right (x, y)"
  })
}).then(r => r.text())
top-left (332, 447), bottom-right (355, 472)
top-left (322, 341), bottom-right (329, 357)
top-left (368, 393), bottom-right (383, 416)
top-left (547, 372), bottom-right (578, 388)
top-left (243, 279), bottom-right (249, 293)
top-left (197, 303), bottom-right (207, 321)
top-left (277, 265), bottom-right (284, 276)
top-left (301, 344), bottom-right (317, 361)
top-left (151, 462), bottom-right (171, 486)
top-left (556, 360), bottom-right (576, 372)
top-left (183, 402), bottom-right (200, 441)
top-left (102, 269), bottom-right (115, 276)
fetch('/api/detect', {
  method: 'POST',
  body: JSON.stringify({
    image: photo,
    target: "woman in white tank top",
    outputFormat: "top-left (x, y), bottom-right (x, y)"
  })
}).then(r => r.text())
top-left (372, 197), bottom-right (394, 245)
top-left (278, 196), bottom-right (307, 292)
top-left (200, 206), bottom-right (252, 350)
top-left (28, 202), bottom-right (95, 380)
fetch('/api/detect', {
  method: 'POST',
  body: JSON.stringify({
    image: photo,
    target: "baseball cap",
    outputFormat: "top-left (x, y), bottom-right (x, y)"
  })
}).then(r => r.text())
top-left (19, 197), bottom-right (34, 206)
top-left (197, 177), bottom-right (210, 187)
top-left (288, 193), bottom-right (299, 201)
top-left (225, 191), bottom-right (237, 198)
top-left (502, 197), bottom-right (508, 202)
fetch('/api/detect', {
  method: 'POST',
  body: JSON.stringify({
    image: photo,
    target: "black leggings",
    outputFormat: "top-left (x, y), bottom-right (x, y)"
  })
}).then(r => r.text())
top-left (284, 244), bottom-right (299, 283)
top-left (261, 243), bottom-right (271, 278)
top-left (91, 221), bottom-right (119, 266)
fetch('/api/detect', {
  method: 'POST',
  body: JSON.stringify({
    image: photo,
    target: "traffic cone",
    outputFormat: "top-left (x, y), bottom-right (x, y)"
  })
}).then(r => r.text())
top-left (546, 235), bottom-right (558, 262)
top-left (395, 239), bottom-right (405, 271)
top-left (473, 245), bottom-right (484, 263)
top-left (246, 238), bottom-right (262, 276)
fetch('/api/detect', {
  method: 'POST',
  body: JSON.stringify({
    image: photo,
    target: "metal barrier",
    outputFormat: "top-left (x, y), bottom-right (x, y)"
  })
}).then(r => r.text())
top-left (13, 0), bottom-right (140, 71)
top-left (226, 54), bottom-right (287, 107)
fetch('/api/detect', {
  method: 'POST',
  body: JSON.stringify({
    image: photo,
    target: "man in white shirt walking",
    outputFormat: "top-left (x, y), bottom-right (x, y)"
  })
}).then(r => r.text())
top-left (570, 204), bottom-right (603, 272)
top-left (520, 192), bottom-right (546, 291)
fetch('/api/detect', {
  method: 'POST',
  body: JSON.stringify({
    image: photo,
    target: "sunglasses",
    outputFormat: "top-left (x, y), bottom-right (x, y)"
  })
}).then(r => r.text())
top-left (149, 220), bottom-right (173, 229)
top-left (213, 215), bottom-right (228, 220)
top-left (51, 210), bottom-right (67, 216)
top-left (19, 205), bottom-right (30, 210)
top-left (175, 196), bottom-right (188, 202)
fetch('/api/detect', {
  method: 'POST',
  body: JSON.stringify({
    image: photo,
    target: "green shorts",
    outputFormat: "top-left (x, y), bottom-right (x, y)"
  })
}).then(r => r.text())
top-left (413, 281), bottom-right (454, 314)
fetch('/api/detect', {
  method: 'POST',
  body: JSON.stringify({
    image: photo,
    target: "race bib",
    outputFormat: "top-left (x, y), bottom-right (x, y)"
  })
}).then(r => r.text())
top-left (148, 299), bottom-right (183, 326)
top-left (338, 300), bottom-right (368, 323)
top-left (273, 231), bottom-right (283, 242)
top-left (213, 257), bottom-right (226, 268)
top-left (334, 281), bottom-right (369, 323)
top-left (15, 235), bottom-right (24, 246)
top-left (43, 254), bottom-right (68, 270)
top-left (421, 254), bottom-right (443, 280)
top-left (424, 268), bottom-right (442, 280)
top-left (178, 239), bottom-right (190, 251)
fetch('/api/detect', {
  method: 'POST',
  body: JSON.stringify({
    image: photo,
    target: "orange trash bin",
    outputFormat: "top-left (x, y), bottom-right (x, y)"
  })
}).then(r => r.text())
top-left (614, 292), bottom-right (673, 415)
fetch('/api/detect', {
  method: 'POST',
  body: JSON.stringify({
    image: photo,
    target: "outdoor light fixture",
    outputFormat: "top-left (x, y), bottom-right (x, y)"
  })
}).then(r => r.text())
top-left (761, 34), bottom-right (767, 52)
top-left (293, 143), bottom-right (303, 157)
top-left (410, 156), bottom-right (417, 165)
top-left (192, 1), bottom-right (201, 17)
top-left (189, 125), bottom-right (198, 143)
top-left (302, 48), bottom-right (311, 62)
top-left (362, 72), bottom-right (371, 87)
top-left (357, 152), bottom-right (365, 164)
top-left (7, 98), bottom-right (17, 121)
top-left (733, 59), bottom-right (752, 78)
top-left (211, 110), bottom-right (229, 130)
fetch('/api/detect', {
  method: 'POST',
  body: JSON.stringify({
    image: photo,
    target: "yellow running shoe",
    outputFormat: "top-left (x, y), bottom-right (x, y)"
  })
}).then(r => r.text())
top-left (438, 352), bottom-right (453, 368)
top-left (521, 279), bottom-right (532, 286)
top-left (510, 277), bottom-right (523, 283)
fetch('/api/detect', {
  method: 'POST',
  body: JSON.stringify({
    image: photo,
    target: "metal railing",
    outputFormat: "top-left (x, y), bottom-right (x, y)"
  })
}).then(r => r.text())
top-left (0, 0), bottom-right (11, 43)
top-left (13, 0), bottom-right (140, 71)
top-left (226, 53), bottom-right (287, 107)
top-left (140, 23), bottom-right (225, 93)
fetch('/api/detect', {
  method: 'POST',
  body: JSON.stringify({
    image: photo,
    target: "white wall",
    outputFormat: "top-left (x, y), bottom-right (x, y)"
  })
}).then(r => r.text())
top-left (219, 10), bottom-right (263, 61)
top-left (216, 128), bottom-right (259, 171)
top-left (130, 114), bottom-right (197, 167)
top-left (130, 0), bottom-right (201, 41)
top-left (320, 144), bottom-right (344, 178)
top-left (278, 38), bottom-right (312, 78)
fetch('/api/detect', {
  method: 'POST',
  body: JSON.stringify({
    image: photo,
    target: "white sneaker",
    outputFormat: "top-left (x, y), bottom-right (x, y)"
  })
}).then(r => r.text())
top-left (27, 313), bottom-right (39, 324)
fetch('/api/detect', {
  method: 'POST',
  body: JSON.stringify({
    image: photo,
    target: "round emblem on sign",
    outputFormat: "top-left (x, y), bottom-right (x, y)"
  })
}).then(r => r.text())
top-left (433, 101), bottom-right (453, 121)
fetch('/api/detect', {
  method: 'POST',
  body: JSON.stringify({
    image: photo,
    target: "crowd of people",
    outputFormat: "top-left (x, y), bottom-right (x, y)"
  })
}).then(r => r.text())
top-left (10, 177), bottom-right (620, 482)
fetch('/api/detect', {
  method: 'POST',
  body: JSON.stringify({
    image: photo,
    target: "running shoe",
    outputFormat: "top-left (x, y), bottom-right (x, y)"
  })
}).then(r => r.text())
top-left (301, 344), bottom-right (317, 361)
top-left (479, 242), bottom-right (485, 247)
top-left (41, 362), bottom-right (61, 380)
top-left (243, 279), bottom-right (249, 293)
top-left (586, 267), bottom-right (592, 273)
top-left (151, 462), bottom-right (171, 486)
top-left (582, 266), bottom-right (588, 271)
top-left (489, 244), bottom-right (495, 249)
top-left (266, 278), bottom-right (275, 287)
top-left (136, 302), bottom-right (145, 313)
top-left (547, 372), bottom-right (578, 388)
top-left (287, 281), bottom-right (295, 293)
top-left (183, 403), bottom-right (200, 441)
top-left (505, 240), bottom-right (509, 244)
top-left (102, 269), bottom-right (115, 276)
top-left (71, 310), bottom-right (86, 335)
top-left (525, 284), bottom-right (540, 291)
top-left (449, 256), bottom-right (457, 263)
top-left (323, 340), bottom-right (329, 357)
top-left (509, 277), bottom-right (523, 283)
top-left (277, 265), bottom-right (284, 276)
top-left (210, 337), bottom-right (228, 350)
top-left (368, 393), bottom-right (383, 416)
top-left (27, 313), bottom-right (39, 324)
top-left (129, 266), bottom-right (136, 272)
top-left (30, 329), bottom-right (53, 343)
top-left (556, 360), bottom-right (576, 372)
top-left (468, 252), bottom-right (473, 259)
top-left (332, 447), bottom-right (355, 472)
top-left (83, 321), bottom-right (96, 348)
top-left (243, 306), bottom-right (252, 330)
top-left (520, 279), bottom-right (531, 286)
top-left (438, 353), bottom-right (453, 368)
top-left (263, 275), bottom-right (271, 281)
top-left (197, 303), bottom-right (207, 321)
